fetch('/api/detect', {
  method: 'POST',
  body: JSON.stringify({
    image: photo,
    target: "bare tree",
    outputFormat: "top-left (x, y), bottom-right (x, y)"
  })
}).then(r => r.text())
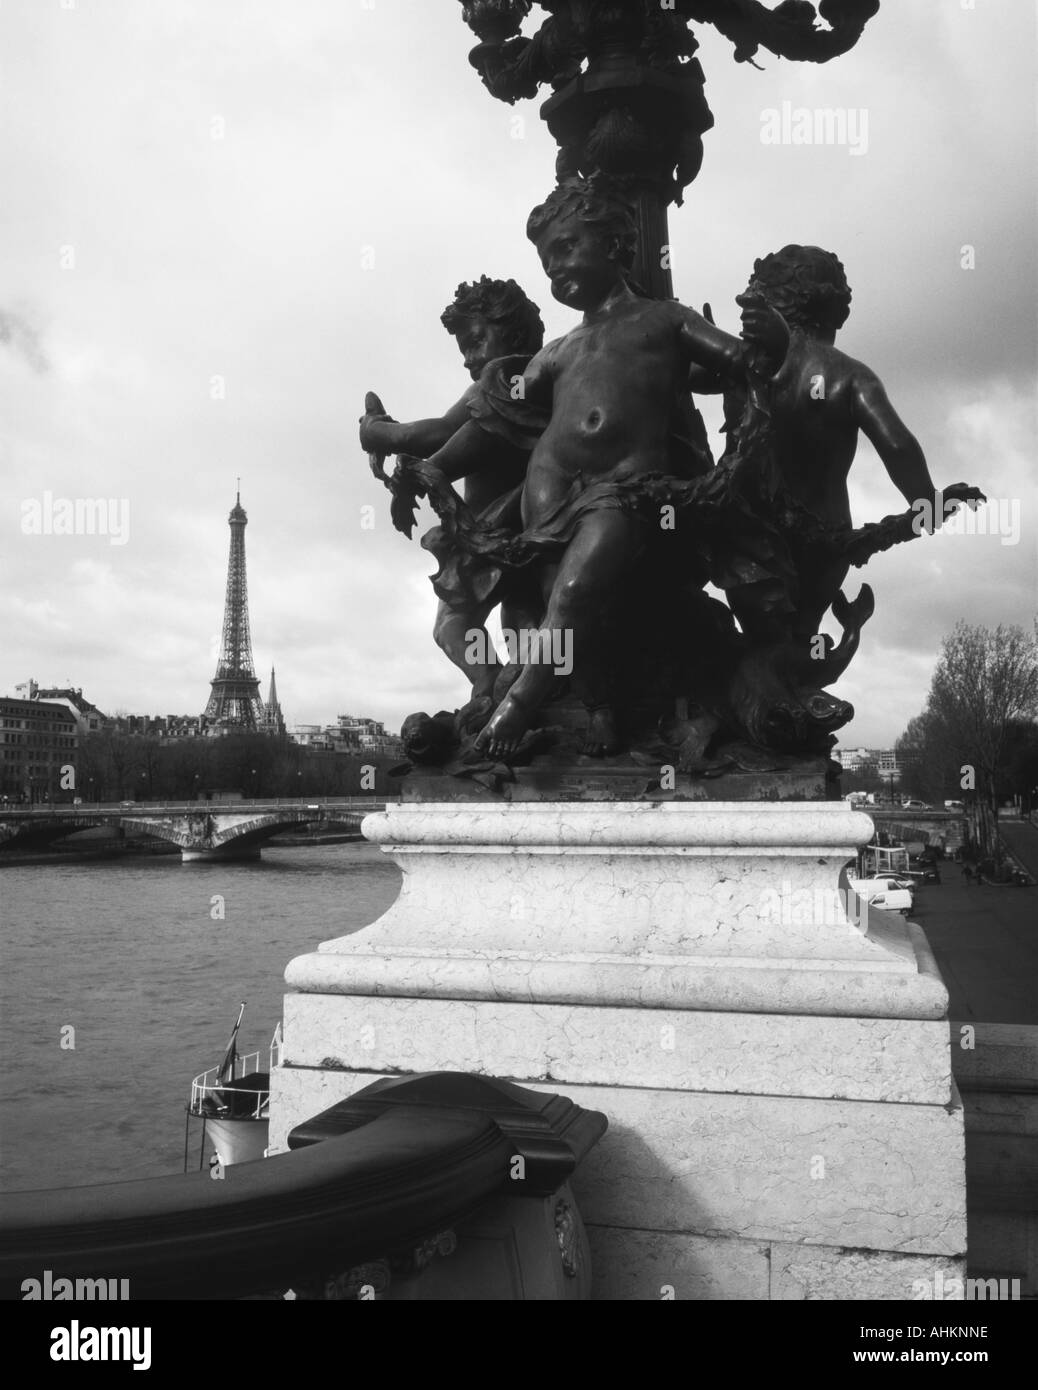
top-left (924, 622), bottom-right (1038, 860)
top-left (896, 712), bottom-right (948, 805)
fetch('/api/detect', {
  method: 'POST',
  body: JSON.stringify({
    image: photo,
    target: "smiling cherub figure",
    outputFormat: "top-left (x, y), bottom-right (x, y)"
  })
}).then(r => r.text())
top-left (409, 176), bottom-right (790, 758)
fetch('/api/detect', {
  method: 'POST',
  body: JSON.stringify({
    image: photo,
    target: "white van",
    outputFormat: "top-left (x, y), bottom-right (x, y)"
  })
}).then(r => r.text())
top-left (847, 876), bottom-right (914, 916)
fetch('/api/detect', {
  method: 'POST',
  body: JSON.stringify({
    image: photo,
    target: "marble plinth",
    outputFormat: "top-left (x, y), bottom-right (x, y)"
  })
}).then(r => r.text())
top-left (285, 802), bottom-right (944, 1018)
top-left (272, 800), bottom-right (967, 1299)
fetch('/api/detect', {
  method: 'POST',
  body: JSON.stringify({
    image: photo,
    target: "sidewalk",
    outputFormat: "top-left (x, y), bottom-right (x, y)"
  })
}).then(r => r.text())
top-left (911, 876), bottom-right (1038, 1024)
top-left (998, 818), bottom-right (1038, 880)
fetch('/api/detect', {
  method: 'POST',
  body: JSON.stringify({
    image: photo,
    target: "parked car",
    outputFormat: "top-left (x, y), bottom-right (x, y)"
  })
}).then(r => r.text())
top-left (901, 799), bottom-right (931, 811)
top-left (848, 876), bottom-right (914, 915)
top-left (907, 861), bottom-right (942, 884)
top-left (944, 800), bottom-right (965, 811)
top-left (856, 871), bottom-right (917, 891)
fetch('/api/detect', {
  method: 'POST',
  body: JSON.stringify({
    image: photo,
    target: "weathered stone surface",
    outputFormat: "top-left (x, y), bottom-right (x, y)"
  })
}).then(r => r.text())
top-left (282, 993), bottom-right (952, 1104)
top-left (284, 802), bottom-right (949, 1019)
top-left (555, 1083), bottom-right (966, 1257)
top-left (286, 944), bottom-right (948, 1019)
top-left (269, 1065), bottom-right (366, 1155)
top-left (584, 1233), bottom-right (965, 1301)
top-left (271, 1066), bottom-right (966, 1257)
top-left (769, 1244), bottom-right (964, 1301)
top-left (585, 1228), bottom-right (770, 1301)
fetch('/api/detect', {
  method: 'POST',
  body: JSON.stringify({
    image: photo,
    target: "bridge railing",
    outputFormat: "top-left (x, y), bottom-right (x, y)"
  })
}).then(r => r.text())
top-left (0, 1073), bottom-right (606, 1301)
top-left (0, 797), bottom-right (397, 816)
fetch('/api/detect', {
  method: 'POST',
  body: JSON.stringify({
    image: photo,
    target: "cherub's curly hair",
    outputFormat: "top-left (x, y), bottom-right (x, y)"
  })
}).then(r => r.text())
top-left (748, 245), bottom-right (852, 335)
top-left (440, 277), bottom-right (545, 355)
top-left (526, 175), bottom-right (639, 273)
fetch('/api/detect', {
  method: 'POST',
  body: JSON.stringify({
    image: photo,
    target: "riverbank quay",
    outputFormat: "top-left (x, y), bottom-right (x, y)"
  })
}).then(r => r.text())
top-left (0, 835), bottom-right (180, 868)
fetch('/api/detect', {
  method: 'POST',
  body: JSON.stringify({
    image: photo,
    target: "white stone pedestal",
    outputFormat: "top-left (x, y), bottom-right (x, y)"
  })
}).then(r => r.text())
top-left (270, 801), bottom-right (966, 1300)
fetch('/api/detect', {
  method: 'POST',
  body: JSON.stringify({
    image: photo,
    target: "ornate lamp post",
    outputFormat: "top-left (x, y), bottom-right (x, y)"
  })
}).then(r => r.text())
top-left (457, 0), bottom-right (879, 298)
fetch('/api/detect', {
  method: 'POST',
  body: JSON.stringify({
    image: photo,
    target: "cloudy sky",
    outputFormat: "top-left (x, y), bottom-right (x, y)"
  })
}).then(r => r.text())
top-left (2, 0), bottom-right (1035, 747)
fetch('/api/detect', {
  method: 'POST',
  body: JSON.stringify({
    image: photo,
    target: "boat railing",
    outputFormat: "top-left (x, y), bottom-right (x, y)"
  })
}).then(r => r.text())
top-left (189, 1064), bottom-right (268, 1121)
top-left (188, 1025), bottom-right (283, 1119)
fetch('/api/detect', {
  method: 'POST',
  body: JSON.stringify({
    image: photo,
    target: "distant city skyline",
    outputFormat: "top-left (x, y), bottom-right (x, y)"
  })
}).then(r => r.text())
top-left (2, 2), bottom-right (1035, 746)
top-left (3, 673), bottom-right (401, 742)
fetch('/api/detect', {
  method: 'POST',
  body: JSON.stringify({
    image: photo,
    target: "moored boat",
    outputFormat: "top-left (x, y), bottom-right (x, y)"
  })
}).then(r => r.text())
top-left (185, 1004), bottom-right (282, 1169)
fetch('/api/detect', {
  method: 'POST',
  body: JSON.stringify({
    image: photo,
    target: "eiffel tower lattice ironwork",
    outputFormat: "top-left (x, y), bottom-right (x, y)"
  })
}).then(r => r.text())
top-left (204, 489), bottom-right (265, 729)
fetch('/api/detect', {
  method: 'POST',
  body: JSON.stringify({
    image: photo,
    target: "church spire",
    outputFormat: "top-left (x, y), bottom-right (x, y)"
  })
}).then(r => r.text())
top-left (261, 664), bottom-right (286, 736)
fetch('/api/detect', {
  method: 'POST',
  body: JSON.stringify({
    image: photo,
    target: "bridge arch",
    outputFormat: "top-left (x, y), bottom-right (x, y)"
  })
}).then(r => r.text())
top-left (0, 801), bottom-right (383, 861)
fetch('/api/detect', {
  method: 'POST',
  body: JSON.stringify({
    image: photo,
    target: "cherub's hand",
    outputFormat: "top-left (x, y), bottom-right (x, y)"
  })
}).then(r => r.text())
top-left (359, 415), bottom-right (384, 451)
top-left (940, 482), bottom-right (987, 518)
top-left (935, 483), bottom-right (986, 533)
top-left (359, 413), bottom-right (396, 454)
top-left (736, 291), bottom-right (789, 365)
top-left (912, 483), bottom-right (986, 535)
top-left (361, 390), bottom-right (400, 489)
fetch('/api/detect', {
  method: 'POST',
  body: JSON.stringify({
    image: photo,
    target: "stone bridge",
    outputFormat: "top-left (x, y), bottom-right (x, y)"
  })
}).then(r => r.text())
top-left (869, 808), bottom-right (967, 855)
top-left (0, 799), bottom-right (388, 862)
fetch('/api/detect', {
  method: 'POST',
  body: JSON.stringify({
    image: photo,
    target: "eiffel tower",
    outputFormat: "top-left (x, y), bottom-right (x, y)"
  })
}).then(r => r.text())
top-left (204, 488), bottom-right (265, 731)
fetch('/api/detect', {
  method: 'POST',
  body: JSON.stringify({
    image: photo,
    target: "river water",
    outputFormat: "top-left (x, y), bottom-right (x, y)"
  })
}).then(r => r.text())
top-left (0, 842), bottom-right (401, 1192)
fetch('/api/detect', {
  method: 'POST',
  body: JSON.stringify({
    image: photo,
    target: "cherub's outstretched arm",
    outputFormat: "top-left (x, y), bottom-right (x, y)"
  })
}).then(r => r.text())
top-left (852, 370), bottom-right (935, 505)
top-left (406, 419), bottom-right (503, 488)
top-left (417, 345), bottom-right (555, 484)
top-left (359, 390), bottom-right (474, 460)
top-left (678, 293), bottom-right (789, 381)
top-left (377, 345), bottom-right (555, 489)
top-left (685, 303), bottom-right (727, 394)
top-left (853, 368), bottom-right (985, 526)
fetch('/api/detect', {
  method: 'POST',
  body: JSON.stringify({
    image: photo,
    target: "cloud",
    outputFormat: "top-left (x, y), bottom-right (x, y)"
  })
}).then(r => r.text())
top-left (0, 308), bottom-right (49, 373)
top-left (0, 0), bottom-right (1034, 748)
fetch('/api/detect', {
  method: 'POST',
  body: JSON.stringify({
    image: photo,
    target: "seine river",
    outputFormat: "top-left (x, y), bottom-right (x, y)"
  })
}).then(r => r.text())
top-left (0, 842), bottom-right (401, 1192)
